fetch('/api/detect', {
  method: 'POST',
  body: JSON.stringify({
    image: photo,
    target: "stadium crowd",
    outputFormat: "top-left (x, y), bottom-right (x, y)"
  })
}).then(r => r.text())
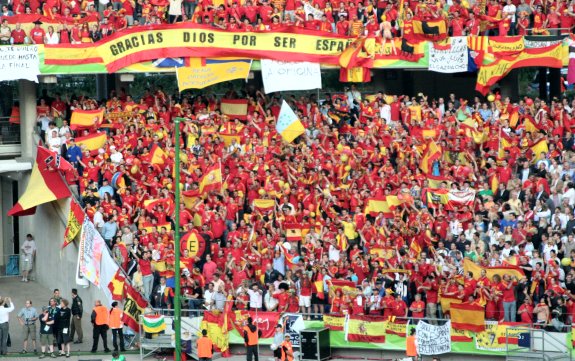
top-left (0, 0), bottom-right (574, 45)
top-left (31, 83), bottom-right (575, 333)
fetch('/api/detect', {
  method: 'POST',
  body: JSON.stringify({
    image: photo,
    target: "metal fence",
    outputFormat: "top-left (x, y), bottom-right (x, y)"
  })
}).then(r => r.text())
top-left (0, 117), bottom-right (20, 145)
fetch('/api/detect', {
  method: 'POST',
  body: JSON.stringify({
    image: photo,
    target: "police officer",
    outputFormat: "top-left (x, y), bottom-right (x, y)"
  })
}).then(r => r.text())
top-left (197, 329), bottom-right (213, 361)
top-left (70, 289), bottom-right (83, 344)
top-left (90, 300), bottom-right (110, 353)
top-left (243, 317), bottom-right (261, 361)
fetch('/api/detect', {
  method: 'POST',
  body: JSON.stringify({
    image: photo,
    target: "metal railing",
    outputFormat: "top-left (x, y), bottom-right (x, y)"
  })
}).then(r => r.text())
top-left (506, 326), bottom-right (572, 361)
top-left (0, 117), bottom-right (20, 145)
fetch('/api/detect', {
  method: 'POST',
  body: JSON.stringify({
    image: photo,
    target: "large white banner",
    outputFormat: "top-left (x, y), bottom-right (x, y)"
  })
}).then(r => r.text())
top-left (78, 218), bottom-right (105, 286)
top-left (428, 37), bottom-right (468, 73)
top-left (0, 45), bottom-right (40, 82)
top-left (304, 2), bottom-right (324, 19)
top-left (261, 59), bottom-right (322, 94)
top-left (416, 320), bottom-right (452, 355)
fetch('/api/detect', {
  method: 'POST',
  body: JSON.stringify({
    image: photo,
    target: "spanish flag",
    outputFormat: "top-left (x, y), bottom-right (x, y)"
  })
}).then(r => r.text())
top-left (450, 303), bottom-right (485, 332)
top-left (176, 58), bottom-right (251, 92)
top-left (346, 315), bottom-right (387, 342)
top-left (276, 100), bottom-right (305, 143)
top-left (75, 132), bottom-right (107, 153)
top-left (420, 141), bottom-right (441, 174)
top-left (327, 279), bottom-right (358, 298)
top-left (70, 109), bottom-right (104, 130)
top-left (339, 37), bottom-right (366, 69)
top-left (142, 222), bottom-right (172, 233)
top-left (523, 115), bottom-right (543, 133)
top-left (106, 268), bottom-right (126, 301)
top-left (8, 147), bottom-right (72, 216)
top-left (426, 188), bottom-right (449, 207)
top-left (199, 164), bottom-right (222, 195)
top-left (9, 106), bottom-right (19, 124)
top-left (220, 99), bottom-right (248, 120)
top-left (530, 138), bottom-right (549, 158)
top-left (62, 199), bottom-right (85, 248)
top-left (476, 44), bottom-right (563, 95)
top-left (487, 36), bottom-right (525, 56)
top-left (218, 132), bottom-right (242, 147)
top-left (463, 259), bottom-right (524, 281)
top-left (440, 295), bottom-right (462, 314)
top-left (285, 223), bottom-right (304, 242)
top-left (339, 67), bottom-right (371, 82)
top-left (426, 175), bottom-right (451, 188)
top-left (182, 189), bottom-right (200, 209)
top-left (121, 284), bottom-right (148, 332)
top-left (413, 18), bottom-right (448, 41)
top-left (201, 311), bottom-right (231, 354)
top-left (323, 314), bottom-right (345, 331)
top-left (150, 144), bottom-right (167, 165)
top-left (253, 198), bottom-right (275, 213)
top-left (369, 247), bottom-right (394, 259)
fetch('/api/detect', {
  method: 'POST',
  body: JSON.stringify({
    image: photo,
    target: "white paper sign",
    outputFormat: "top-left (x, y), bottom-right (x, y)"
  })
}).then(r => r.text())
top-left (0, 45), bottom-right (39, 82)
top-left (428, 37), bottom-right (468, 73)
top-left (304, 2), bottom-right (324, 19)
top-left (261, 59), bottom-right (322, 94)
top-left (79, 218), bottom-right (105, 286)
top-left (415, 320), bottom-right (452, 355)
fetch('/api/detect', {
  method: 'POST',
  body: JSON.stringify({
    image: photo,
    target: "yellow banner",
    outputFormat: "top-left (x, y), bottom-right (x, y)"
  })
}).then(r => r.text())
top-left (488, 37), bottom-right (525, 54)
top-left (176, 58), bottom-right (251, 91)
top-left (45, 25), bottom-right (353, 72)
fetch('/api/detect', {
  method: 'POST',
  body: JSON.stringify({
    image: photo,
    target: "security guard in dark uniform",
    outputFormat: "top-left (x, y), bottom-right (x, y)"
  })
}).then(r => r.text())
top-left (243, 317), bottom-right (261, 361)
top-left (70, 289), bottom-right (83, 343)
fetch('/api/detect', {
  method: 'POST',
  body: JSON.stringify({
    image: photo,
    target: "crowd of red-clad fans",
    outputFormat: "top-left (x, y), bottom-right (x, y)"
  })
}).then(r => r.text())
top-left (33, 84), bottom-right (575, 333)
top-left (1, 0), bottom-right (574, 45)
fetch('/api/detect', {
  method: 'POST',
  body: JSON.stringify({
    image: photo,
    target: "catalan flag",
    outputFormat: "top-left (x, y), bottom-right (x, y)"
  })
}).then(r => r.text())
top-left (199, 164), bottom-right (222, 195)
top-left (419, 141), bottom-right (441, 174)
top-left (8, 147), bottom-right (72, 216)
top-left (346, 315), bottom-right (387, 342)
top-left (70, 109), bottom-right (104, 130)
top-left (176, 58), bottom-right (252, 92)
top-left (253, 198), bottom-right (275, 213)
top-left (150, 144), bottom-right (167, 165)
top-left (220, 99), bottom-right (248, 120)
top-left (276, 100), bottom-right (305, 143)
top-left (75, 132), bottom-right (107, 153)
top-left (450, 303), bottom-right (485, 332)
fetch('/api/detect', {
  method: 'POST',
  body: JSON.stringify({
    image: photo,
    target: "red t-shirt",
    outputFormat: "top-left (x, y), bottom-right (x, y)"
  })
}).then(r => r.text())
top-left (139, 259), bottom-right (152, 276)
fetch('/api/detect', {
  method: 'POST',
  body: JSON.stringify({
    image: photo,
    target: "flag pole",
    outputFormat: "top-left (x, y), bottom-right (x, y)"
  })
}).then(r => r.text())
top-left (174, 117), bottom-right (183, 361)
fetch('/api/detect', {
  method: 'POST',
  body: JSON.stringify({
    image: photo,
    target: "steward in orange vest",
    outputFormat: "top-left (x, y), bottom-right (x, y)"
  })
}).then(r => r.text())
top-left (243, 317), bottom-right (262, 361)
top-left (406, 328), bottom-right (417, 359)
top-left (90, 300), bottom-right (110, 353)
top-left (197, 329), bottom-right (214, 361)
top-left (109, 301), bottom-right (125, 352)
top-left (280, 335), bottom-right (294, 361)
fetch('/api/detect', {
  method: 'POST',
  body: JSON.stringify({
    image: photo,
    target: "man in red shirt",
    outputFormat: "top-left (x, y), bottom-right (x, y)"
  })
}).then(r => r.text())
top-left (10, 23), bottom-right (27, 44)
top-left (30, 20), bottom-right (45, 44)
top-left (138, 250), bottom-right (154, 300)
top-left (410, 294), bottom-right (426, 318)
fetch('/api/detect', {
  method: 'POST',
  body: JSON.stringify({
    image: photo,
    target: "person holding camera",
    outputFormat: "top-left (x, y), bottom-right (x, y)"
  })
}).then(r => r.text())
top-left (17, 300), bottom-right (38, 354)
top-left (0, 297), bottom-right (14, 356)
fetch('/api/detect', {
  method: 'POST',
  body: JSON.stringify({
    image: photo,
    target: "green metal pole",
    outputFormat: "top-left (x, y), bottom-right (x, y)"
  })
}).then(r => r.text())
top-left (174, 117), bottom-right (182, 361)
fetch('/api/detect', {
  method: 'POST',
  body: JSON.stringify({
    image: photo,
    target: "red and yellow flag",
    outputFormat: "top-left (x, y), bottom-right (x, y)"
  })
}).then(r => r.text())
top-left (253, 198), bottom-right (275, 213)
top-left (107, 268), bottom-right (126, 301)
top-left (450, 303), bottom-right (485, 332)
top-left (420, 141), bottom-right (441, 174)
top-left (220, 99), bottom-right (248, 120)
top-left (70, 109), bottom-right (104, 130)
top-left (440, 294), bottom-right (462, 314)
top-left (476, 44), bottom-right (563, 95)
top-left (8, 147), bottom-right (72, 216)
top-left (218, 132), bottom-right (242, 147)
top-left (339, 67), bottom-right (371, 82)
top-left (150, 144), bottom-right (167, 165)
top-left (323, 314), bottom-right (345, 331)
top-left (199, 164), bottom-right (222, 195)
top-left (339, 37), bottom-right (366, 69)
top-left (463, 259), bottom-right (525, 281)
top-left (531, 139), bottom-right (549, 158)
top-left (121, 285), bottom-right (148, 331)
top-left (62, 199), bottom-right (85, 248)
top-left (487, 36), bottom-right (525, 56)
top-left (75, 132), bottom-right (107, 153)
top-left (347, 315), bottom-right (387, 342)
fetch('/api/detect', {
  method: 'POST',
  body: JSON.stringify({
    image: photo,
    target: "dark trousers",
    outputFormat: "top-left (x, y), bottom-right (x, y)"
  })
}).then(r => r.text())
top-left (70, 316), bottom-right (83, 342)
top-left (112, 328), bottom-right (125, 351)
top-left (246, 345), bottom-right (258, 361)
top-left (91, 324), bottom-right (109, 351)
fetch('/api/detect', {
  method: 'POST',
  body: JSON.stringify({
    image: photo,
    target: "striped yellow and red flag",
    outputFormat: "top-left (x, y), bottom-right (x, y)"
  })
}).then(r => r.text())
top-left (218, 132), bottom-right (242, 147)
top-left (106, 268), bottom-right (126, 301)
top-left (364, 197), bottom-right (393, 217)
top-left (182, 189), bottom-right (200, 209)
top-left (369, 247), bottom-right (394, 259)
top-left (339, 67), bottom-right (371, 83)
top-left (8, 147), bottom-right (72, 216)
top-left (141, 222), bottom-right (172, 233)
top-left (253, 199), bottom-right (275, 213)
top-left (523, 115), bottom-right (543, 133)
top-left (323, 314), bottom-right (345, 331)
top-left (199, 164), bottom-right (222, 195)
top-left (463, 259), bottom-right (525, 281)
top-left (62, 199), bottom-right (85, 248)
top-left (220, 99), bottom-right (248, 120)
top-left (75, 132), bottom-right (107, 153)
top-left (150, 144), bottom-right (167, 165)
top-left (347, 315), bottom-right (387, 342)
top-left (327, 279), bottom-right (358, 298)
top-left (487, 36), bottom-right (525, 55)
top-left (339, 37), bottom-right (366, 69)
top-left (70, 109), bottom-right (104, 130)
top-left (426, 175), bottom-right (451, 188)
top-left (450, 303), bottom-right (485, 332)
top-left (440, 294), bottom-right (462, 314)
top-left (476, 44), bottom-right (563, 95)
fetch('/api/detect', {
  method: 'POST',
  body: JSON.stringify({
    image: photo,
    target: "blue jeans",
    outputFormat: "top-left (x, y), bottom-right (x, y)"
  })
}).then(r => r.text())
top-left (143, 274), bottom-right (154, 301)
top-left (184, 2), bottom-right (196, 19)
top-left (503, 301), bottom-right (516, 322)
